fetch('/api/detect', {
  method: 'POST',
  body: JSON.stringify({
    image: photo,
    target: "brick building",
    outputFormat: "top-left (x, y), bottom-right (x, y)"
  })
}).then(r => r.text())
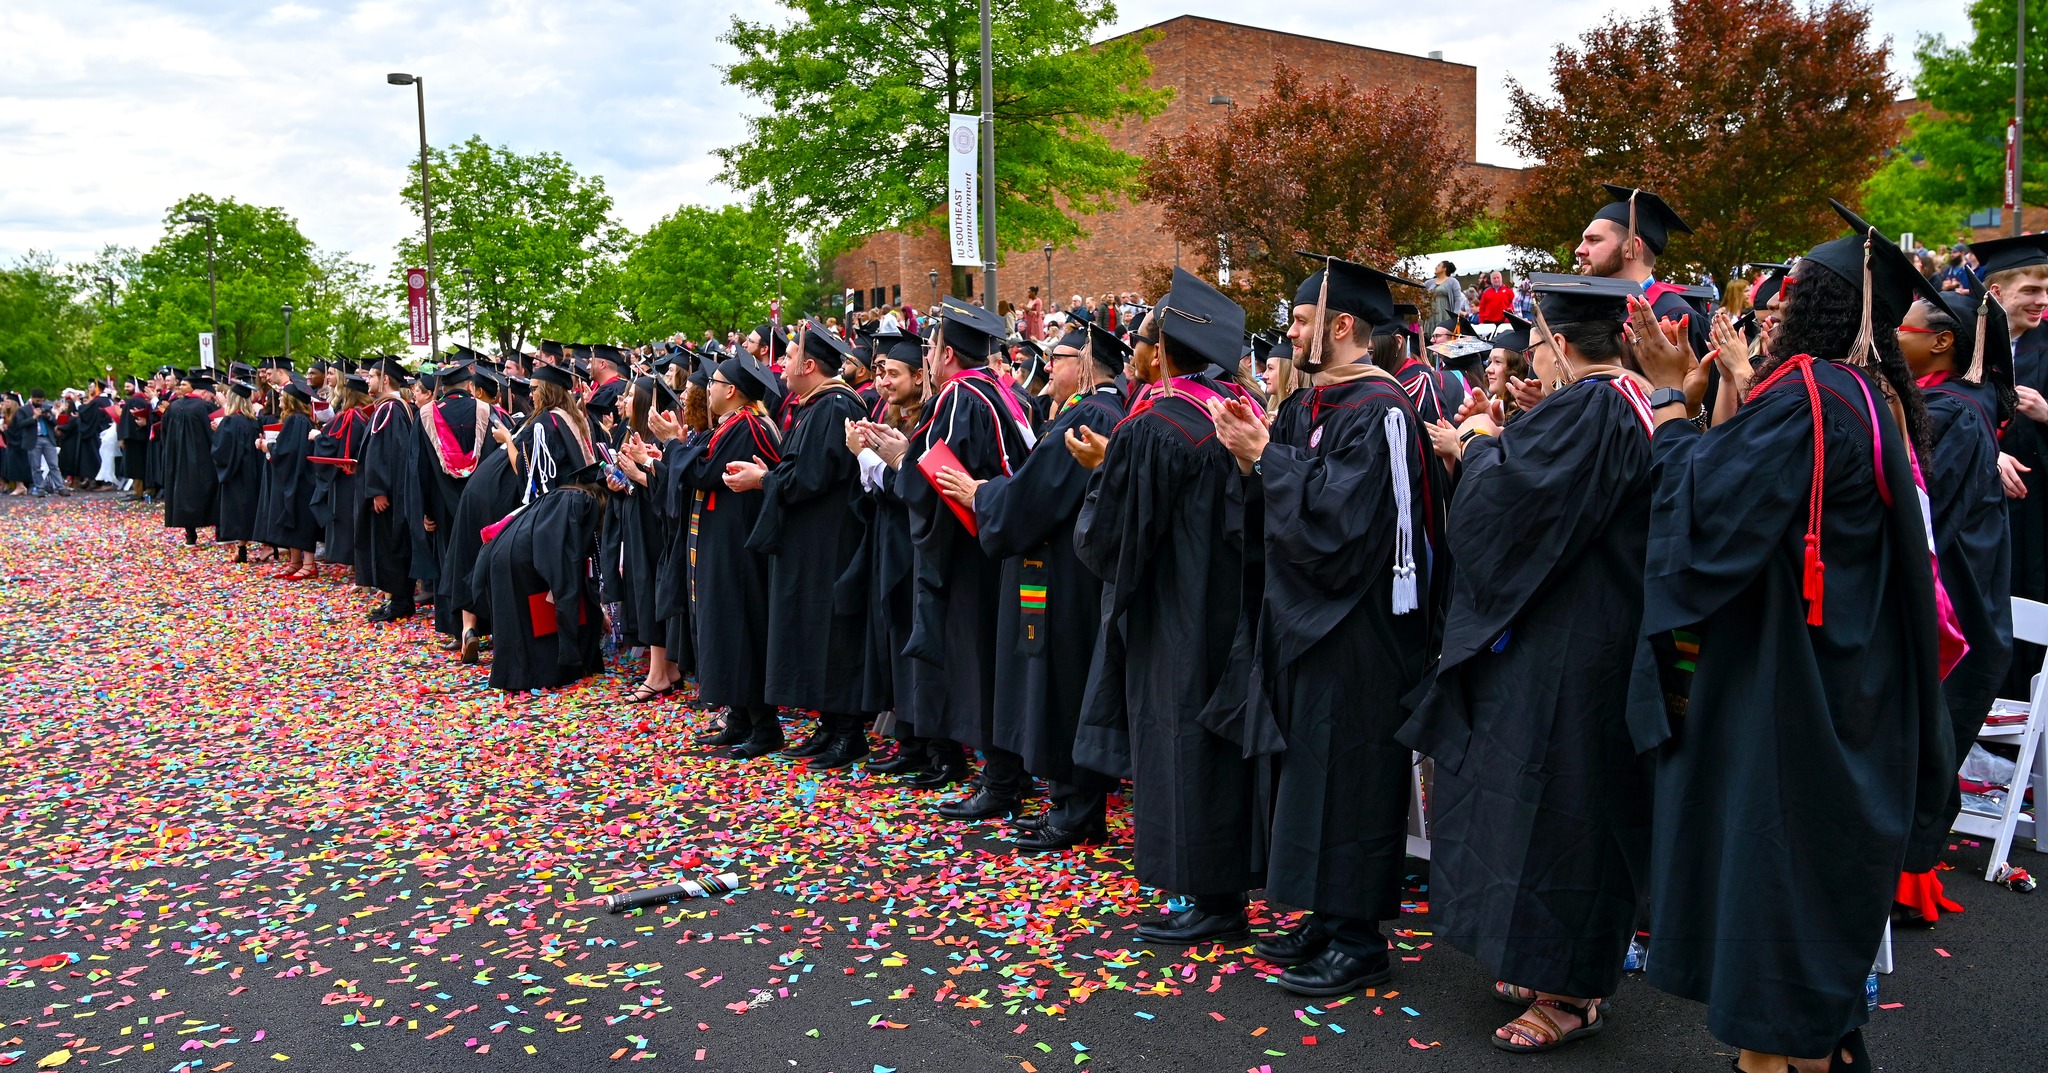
top-left (831, 15), bottom-right (1512, 320)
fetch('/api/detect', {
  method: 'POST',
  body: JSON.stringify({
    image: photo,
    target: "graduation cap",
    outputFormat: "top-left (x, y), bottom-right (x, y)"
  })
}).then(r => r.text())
top-left (228, 379), bottom-right (256, 399)
top-left (187, 372), bottom-right (216, 391)
top-left (1372, 303), bottom-right (1422, 342)
top-left (337, 358), bottom-right (360, 374)
top-left (688, 353), bottom-right (717, 390)
top-left (439, 361), bottom-right (476, 386)
top-left (1431, 336), bottom-right (1494, 371)
top-left (1932, 290), bottom-right (2013, 392)
top-left (563, 459), bottom-right (607, 486)
top-left (506, 375), bottom-right (532, 399)
top-left (309, 358), bottom-right (332, 373)
top-left (418, 369), bottom-right (440, 391)
top-left (936, 297), bottom-right (1007, 360)
top-left (592, 344), bottom-right (629, 370)
top-left (717, 354), bottom-right (776, 401)
top-left (1968, 234), bottom-right (2048, 279)
top-left (282, 376), bottom-right (313, 404)
top-left (369, 356), bottom-right (411, 385)
top-left (229, 361), bottom-right (256, 380)
top-left (643, 373), bottom-right (681, 416)
top-left (652, 347), bottom-right (682, 374)
top-left (1292, 251), bottom-right (1420, 327)
top-left (799, 318), bottom-right (853, 372)
top-left (568, 343), bottom-right (595, 363)
top-left (748, 323), bottom-right (789, 359)
top-left (344, 372), bottom-right (369, 393)
top-left (1801, 199), bottom-right (1945, 349)
top-left (1079, 321), bottom-right (1130, 375)
top-left (1526, 272), bottom-right (1639, 325)
top-left (1591, 184), bottom-right (1693, 257)
top-left (1747, 263), bottom-right (1792, 309)
top-left (470, 365), bottom-right (502, 396)
top-left (1491, 312), bottom-right (1535, 354)
top-left (539, 339), bottom-right (565, 359)
top-left (260, 355), bottom-right (294, 371)
top-left (1155, 267), bottom-right (1246, 371)
top-left (447, 344), bottom-right (486, 364)
top-left (530, 362), bottom-right (574, 390)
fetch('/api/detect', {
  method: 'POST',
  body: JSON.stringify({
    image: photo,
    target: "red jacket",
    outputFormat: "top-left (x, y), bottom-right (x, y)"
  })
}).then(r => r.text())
top-left (1477, 285), bottom-right (1515, 323)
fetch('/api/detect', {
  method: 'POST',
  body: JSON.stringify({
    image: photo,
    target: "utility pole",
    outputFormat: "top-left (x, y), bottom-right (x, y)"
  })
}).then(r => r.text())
top-left (979, 0), bottom-right (997, 314)
top-left (2014, 0), bottom-right (2027, 236)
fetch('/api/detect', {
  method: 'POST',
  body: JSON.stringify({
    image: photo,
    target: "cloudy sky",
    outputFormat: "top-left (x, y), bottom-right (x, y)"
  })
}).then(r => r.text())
top-left (0, 1), bottom-right (1976, 272)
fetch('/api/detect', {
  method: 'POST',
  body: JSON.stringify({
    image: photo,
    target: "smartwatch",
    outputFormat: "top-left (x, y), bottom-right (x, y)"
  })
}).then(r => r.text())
top-left (1649, 387), bottom-right (1689, 410)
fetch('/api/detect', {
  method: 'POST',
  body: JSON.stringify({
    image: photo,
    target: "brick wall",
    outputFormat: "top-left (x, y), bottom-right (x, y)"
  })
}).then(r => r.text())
top-left (831, 15), bottom-right (1505, 319)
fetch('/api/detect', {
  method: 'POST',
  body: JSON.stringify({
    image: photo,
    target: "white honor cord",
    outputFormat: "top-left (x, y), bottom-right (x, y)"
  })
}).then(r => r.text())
top-left (527, 425), bottom-right (554, 505)
top-left (1385, 408), bottom-right (1418, 615)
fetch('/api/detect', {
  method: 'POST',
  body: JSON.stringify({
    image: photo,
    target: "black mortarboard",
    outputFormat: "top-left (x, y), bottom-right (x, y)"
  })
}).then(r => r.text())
top-left (261, 355), bottom-right (294, 370)
top-left (187, 371), bottom-right (215, 390)
top-left (418, 370), bottom-right (440, 391)
top-left (309, 358), bottom-right (331, 373)
top-left (688, 353), bottom-right (716, 389)
top-left (1433, 336), bottom-right (1493, 373)
top-left (748, 324), bottom-right (788, 360)
top-left (282, 376), bottom-right (313, 404)
top-left (1933, 291), bottom-right (2013, 391)
top-left (370, 356), bottom-right (411, 385)
top-left (800, 318), bottom-right (853, 372)
top-left (568, 343), bottom-right (594, 363)
top-left (883, 333), bottom-right (925, 367)
top-left (1054, 326), bottom-right (1090, 353)
top-left (506, 376), bottom-right (532, 398)
top-left (1373, 303), bottom-right (1422, 342)
top-left (936, 296), bottom-right (1007, 360)
top-left (539, 339), bottom-right (565, 359)
top-left (1527, 272), bottom-right (1639, 325)
top-left (439, 361), bottom-right (475, 386)
top-left (1249, 334), bottom-right (1276, 362)
top-left (1292, 251), bottom-right (1419, 326)
top-left (592, 344), bottom-right (629, 370)
top-left (230, 361), bottom-right (255, 380)
top-left (1491, 312), bottom-right (1534, 354)
top-left (228, 379), bottom-right (256, 399)
top-left (1748, 263), bottom-right (1792, 308)
top-left (718, 354), bottom-right (775, 401)
top-left (470, 365), bottom-right (501, 395)
top-left (1081, 321), bottom-right (1131, 374)
top-left (1156, 267), bottom-right (1246, 370)
top-left (344, 373), bottom-right (369, 392)
top-left (648, 374), bottom-right (681, 415)
top-left (1802, 200), bottom-right (1944, 333)
top-left (1969, 234), bottom-right (2048, 279)
top-left (530, 363), bottom-right (574, 390)
top-left (337, 358), bottom-right (359, 374)
top-left (652, 348), bottom-right (681, 374)
top-left (1591, 184), bottom-right (1693, 256)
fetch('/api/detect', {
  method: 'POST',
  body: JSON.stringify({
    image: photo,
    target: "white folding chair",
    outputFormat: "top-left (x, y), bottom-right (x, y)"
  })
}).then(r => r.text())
top-left (1951, 596), bottom-right (2048, 880)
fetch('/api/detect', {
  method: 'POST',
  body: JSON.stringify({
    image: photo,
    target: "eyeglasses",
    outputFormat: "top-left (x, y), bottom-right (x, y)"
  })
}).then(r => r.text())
top-left (709, 377), bottom-right (733, 387)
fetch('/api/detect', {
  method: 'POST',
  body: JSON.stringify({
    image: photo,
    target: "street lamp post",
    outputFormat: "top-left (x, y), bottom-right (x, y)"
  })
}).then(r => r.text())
top-left (282, 303), bottom-right (294, 367)
top-left (1042, 244), bottom-right (1052, 304)
top-left (461, 266), bottom-right (477, 351)
top-left (387, 73), bottom-right (439, 357)
top-left (2014, 0), bottom-right (2027, 236)
top-left (179, 213), bottom-right (219, 346)
top-left (93, 275), bottom-right (114, 306)
top-left (928, 269), bottom-right (939, 311)
top-left (977, 0), bottom-right (998, 315)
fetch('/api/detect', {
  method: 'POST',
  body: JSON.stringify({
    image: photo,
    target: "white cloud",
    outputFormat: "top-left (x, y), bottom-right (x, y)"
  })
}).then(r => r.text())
top-left (0, 0), bottom-right (1979, 274)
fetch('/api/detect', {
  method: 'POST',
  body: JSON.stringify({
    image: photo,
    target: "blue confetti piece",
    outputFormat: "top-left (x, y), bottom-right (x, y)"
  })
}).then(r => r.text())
top-left (1402, 1006), bottom-right (1420, 1017)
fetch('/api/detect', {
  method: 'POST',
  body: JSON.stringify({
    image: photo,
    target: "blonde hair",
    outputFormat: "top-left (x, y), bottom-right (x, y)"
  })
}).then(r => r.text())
top-left (222, 390), bottom-right (255, 418)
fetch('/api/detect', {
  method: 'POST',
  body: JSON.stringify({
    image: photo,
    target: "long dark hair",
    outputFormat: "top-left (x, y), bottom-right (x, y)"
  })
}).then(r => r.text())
top-left (1763, 264), bottom-right (1931, 457)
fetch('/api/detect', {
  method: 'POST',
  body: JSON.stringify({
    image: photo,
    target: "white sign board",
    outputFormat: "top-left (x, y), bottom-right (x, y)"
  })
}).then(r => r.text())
top-left (198, 332), bottom-right (216, 369)
top-left (947, 113), bottom-right (981, 268)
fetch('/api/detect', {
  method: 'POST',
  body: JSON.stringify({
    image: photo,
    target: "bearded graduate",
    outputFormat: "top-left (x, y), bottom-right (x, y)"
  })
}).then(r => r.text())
top-left (1894, 289), bottom-right (2015, 921)
top-left (1209, 255), bottom-right (1443, 997)
top-left (1403, 273), bottom-right (1662, 1052)
top-left (686, 355), bottom-right (784, 758)
top-left (1631, 203), bottom-right (1952, 1073)
top-left (933, 321), bottom-right (1129, 850)
top-left (1073, 268), bottom-right (1262, 945)
top-left (726, 320), bottom-right (874, 769)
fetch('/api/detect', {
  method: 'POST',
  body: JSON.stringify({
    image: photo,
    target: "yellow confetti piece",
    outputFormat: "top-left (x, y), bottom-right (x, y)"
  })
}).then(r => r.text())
top-left (36, 1050), bottom-right (71, 1069)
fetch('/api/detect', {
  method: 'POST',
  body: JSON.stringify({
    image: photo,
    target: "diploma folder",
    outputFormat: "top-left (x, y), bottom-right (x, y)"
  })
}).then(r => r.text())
top-left (916, 440), bottom-right (979, 537)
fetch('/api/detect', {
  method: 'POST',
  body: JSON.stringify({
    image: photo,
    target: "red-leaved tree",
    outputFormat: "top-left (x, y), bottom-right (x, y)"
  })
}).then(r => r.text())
top-left (1505, 0), bottom-right (1901, 278)
top-left (1141, 65), bottom-right (1483, 311)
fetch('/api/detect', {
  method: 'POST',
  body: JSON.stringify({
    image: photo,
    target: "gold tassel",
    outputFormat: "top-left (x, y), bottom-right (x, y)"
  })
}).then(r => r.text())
top-left (1966, 290), bottom-right (1989, 384)
top-left (1847, 230), bottom-right (1876, 367)
top-left (1627, 188), bottom-right (1640, 266)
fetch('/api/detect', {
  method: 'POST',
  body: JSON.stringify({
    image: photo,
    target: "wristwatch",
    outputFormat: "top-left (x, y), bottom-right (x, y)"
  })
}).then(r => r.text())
top-left (1649, 387), bottom-right (1689, 410)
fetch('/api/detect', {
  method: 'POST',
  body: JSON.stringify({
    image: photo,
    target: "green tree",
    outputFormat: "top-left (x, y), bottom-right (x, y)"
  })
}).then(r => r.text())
top-left (398, 135), bottom-right (631, 352)
top-left (1883, 0), bottom-right (2046, 231)
top-left (718, 0), bottom-right (1171, 293)
top-left (303, 252), bottom-right (407, 359)
top-left (86, 195), bottom-right (320, 374)
top-left (1861, 153), bottom-right (1977, 247)
top-left (617, 201), bottom-right (814, 343)
top-left (0, 251), bottom-right (96, 393)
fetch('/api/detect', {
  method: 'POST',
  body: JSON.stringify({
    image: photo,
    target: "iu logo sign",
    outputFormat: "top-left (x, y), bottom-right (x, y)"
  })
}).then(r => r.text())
top-left (951, 123), bottom-right (976, 155)
top-left (404, 266), bottom-right (431, 346)
top-left (407, 271), bottom-right (427, 290)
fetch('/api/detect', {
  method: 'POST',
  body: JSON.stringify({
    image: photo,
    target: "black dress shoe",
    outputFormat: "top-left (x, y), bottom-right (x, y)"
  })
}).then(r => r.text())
top-left (807, 729), bottom-right (871, 771)
top-left (233, 544), bottom-right (249, 564)
top-left (366, 601), bottom-right (395, 623)
top-left (865, 747), bottom-right (922, 774)
top-left (1006, 813), bottom-right (1050, 833)
top-left (1012, 821), bottom-right (1107, 852)
top-left (1253, 921), bottom-right (1333, 966)
top-left (1277, 948), bottom-right (1392, 997)
top-left (697, 719), bottom-right (751, 748)
top-left (1134, 906), bottom-right (1251, 945)
top-left (729, 723), bottom-right (786, 760)
top-left (903, 762), bottom-right (969, 790)
top-left (936, 787), bottom-right (1022, 820)
top-left (782, 723), bottom-right (834, 758)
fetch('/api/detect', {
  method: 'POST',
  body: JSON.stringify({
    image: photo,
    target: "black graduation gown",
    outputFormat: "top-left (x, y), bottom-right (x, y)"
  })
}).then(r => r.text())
top-left (1, 410), bottom-right (30, 485)
top-left (159, 395), bottom-right (219, 530)
top-left (211, 413), bottom-right (264, 543)
top-left (1250, 374), bottom-right (1441, 925)
top-left (847, 444), bottom-right (916, 726)
top-left (356, 398), bottom-right (418, 596)
top-left (311, 408), bottom-right (367, 566)
top-left (652, 429), bottom-right (712, 671)
top-left (1915, 375), bottom-right (2013, 864)
top-left (472, 485), bottom-right (604, 692)
top-left (1642, 358), bottom-right (1950, 1058)
top-left (1401, 375), bottom-right (1655, 998)
top-left (75, 402), bottom-right (113, 480)
top-left (749, 384), bottom-right (870, 714)
top-left (418, 393), bottom-right (499, 637)
top-left (1073, 378), bottom-right (1261, 896)
top-left (687, 410), bottom-right (780, 709)
top-left (976, 385), bottom-right (1126, 784)
top-left (895, 371), bottom-right (1032, 747)
top-left (607, 468), bottom-right (669, 649)
top-left (449, 421), bottom-right (535, 634)
top-left (2002, 324), bottom-right (2048, 696)
top-left (254, 413), bottom-right (320, 552)
top-left (121, 394), bottom-right (153, 482)
top-left (56, 412), bottom-right (83, 480)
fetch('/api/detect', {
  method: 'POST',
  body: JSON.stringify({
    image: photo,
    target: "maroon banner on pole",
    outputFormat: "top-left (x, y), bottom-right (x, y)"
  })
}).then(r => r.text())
top-left (405, 267), bottom-right (430, 347)
top-left (2006, 118), bottom-right (2021, 212)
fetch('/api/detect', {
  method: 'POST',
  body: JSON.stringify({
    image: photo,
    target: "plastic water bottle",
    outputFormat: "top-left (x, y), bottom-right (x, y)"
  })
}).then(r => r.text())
top-left (1865, 971), bottom-right (1879, 1010)
top-left (1623, 934), bottom-right (1649, 973)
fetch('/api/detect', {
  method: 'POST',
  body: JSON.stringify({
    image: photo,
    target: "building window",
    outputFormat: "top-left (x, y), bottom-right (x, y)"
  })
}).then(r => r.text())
top-left (871, 287), bottom-right (885, 309)
top-left (891, 284), bottom-right (901, 306)
top-left (1968, 207), bottom-right (2004, 229)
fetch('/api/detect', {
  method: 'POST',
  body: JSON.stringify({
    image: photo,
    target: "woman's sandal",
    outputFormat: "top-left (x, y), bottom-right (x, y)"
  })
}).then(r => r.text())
top-left (1491, 997), bottom-right (1603, 1054)
top-left (1491, 981), bottom-right (1538, 1006)
top-left (625, 682), bottom-right (677, 704)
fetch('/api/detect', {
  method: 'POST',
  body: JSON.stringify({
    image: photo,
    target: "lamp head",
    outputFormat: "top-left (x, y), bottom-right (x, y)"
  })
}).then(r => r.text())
top-left (387, 73), bottom-right (417, 86)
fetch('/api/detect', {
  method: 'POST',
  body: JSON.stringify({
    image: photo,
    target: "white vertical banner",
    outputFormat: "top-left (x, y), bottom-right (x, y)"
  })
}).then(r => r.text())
top-left (947, 113), bottom-right (981, 268)
top-left (197, 332), bottom-right (216, 369)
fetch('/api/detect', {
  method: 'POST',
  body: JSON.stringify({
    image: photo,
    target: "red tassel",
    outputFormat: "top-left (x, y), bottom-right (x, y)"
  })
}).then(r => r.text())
top-left (1803, 534), bottom-right (1825, 626)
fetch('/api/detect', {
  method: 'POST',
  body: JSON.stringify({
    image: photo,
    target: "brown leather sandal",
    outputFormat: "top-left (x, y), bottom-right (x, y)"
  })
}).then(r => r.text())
top-left (1492, 997), bottom-right (1603, 1053)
